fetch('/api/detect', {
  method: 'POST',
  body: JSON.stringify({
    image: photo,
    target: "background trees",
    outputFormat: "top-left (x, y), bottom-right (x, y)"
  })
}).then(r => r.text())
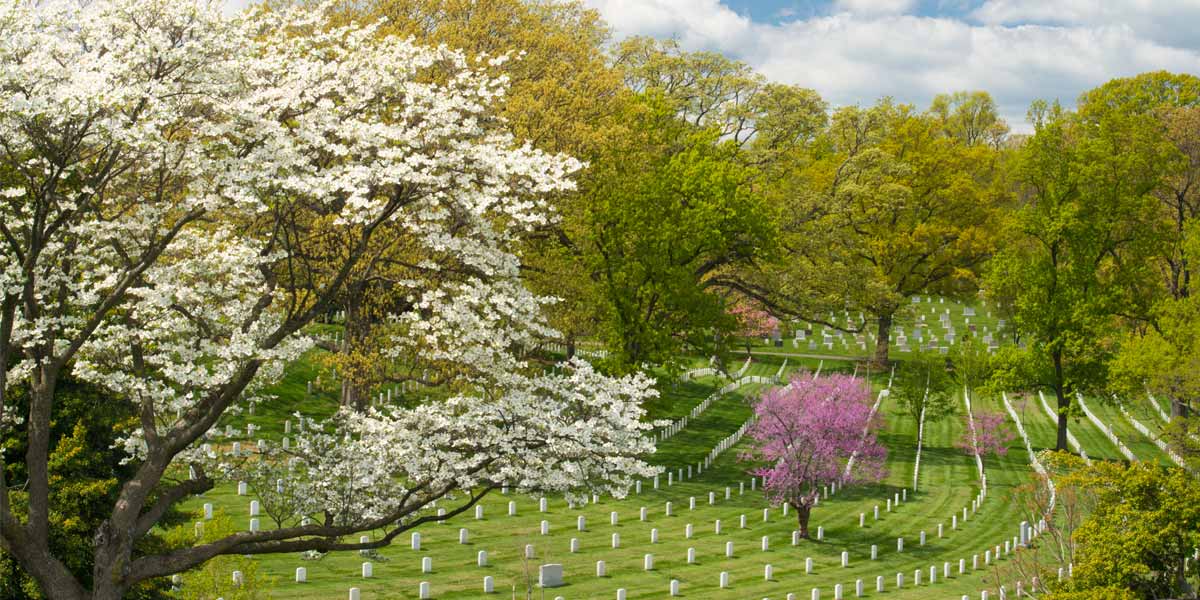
top-left (754, 98), bottom-right (1002, 363)
top-left (988, 96), bottom-right (1164, 451)
top-left (576, 94), bottom-right (774, 369)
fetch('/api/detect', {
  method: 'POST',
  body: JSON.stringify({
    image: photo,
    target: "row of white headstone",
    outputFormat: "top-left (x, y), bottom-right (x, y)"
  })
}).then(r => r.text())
top-left (1118, 402), bottom-right (1185, 466)
top-left (1075, 392), bottom-right (1139, 462)
top-left (1004, 391), bottom-right (1057, 510)
top-left (1036, 390), bottom-right (1093, 465)
top-left (658, 373), bottom-right (754, 442)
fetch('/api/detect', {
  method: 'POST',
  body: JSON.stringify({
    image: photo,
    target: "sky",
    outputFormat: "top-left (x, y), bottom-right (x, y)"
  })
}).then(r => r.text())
top-left (224, 0), bottom-right (1200, 132)
top-left (579, 0), bottom-right (1200, 131)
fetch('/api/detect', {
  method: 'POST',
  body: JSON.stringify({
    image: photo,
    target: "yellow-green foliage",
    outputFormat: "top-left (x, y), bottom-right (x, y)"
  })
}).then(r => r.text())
top-left (167, 512), bottom-right (274, 600)
top-left (1057, 461), bottom-right (1200, 598)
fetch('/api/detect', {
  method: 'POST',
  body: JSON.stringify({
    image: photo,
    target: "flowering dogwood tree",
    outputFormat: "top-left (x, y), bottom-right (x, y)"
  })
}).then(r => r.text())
top-left (0, 2), bottom-right (658, 599)
top-left (742, 374), bottom-right (886, 538)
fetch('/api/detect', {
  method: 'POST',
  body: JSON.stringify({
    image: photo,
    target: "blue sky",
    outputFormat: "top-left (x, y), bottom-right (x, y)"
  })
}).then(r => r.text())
top-left (581, 0), bottom-right (1200, 131)
top-left (722, 0), bottom-right (979, 22)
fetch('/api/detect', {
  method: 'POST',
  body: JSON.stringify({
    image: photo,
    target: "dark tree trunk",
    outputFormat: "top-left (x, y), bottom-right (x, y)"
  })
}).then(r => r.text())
top-left (1052, 349), bottom-right (1069, 452)
top-left (566, 336), bottom-right (576, 360)
top-left (339, 290), bottom-right (371, 412)
top-left (1170, 396), bottom-right (1190, 419)
top-left (794, 502), bottom-right (811, 539)
top-left (873, 311), bottom-right (893, 366)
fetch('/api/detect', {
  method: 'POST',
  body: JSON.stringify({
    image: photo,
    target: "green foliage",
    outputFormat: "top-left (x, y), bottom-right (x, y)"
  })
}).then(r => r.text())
top-left (0, 378), bottom-right (174, 600)
top-left (1056, 462), bottom-right (1200, 599)
top-left (166, 512), bottom-right (274, 600)
top-left (988, 94), bottom-right (1164, 448)
top-left (929, 90), bottom-right (1010, 147)
top-left (950, 334), bottom-right (994, 397)
top-left (1045, 588), bottom-right (1140, 600)
top-left (578, 92), bottom-right (776, 370)
top-left (891, 350), bottom-right (956, 423)
top-left (743, 96), bottom-right (1003, 362)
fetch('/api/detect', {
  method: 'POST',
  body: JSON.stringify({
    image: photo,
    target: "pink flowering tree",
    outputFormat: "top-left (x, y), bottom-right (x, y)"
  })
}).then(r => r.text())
top-left (729, 303), bottom-right (781, 353)
top-left (741, 374), bottom-right (887, 538)
top-left (956, 411), bottom-right (1016, 458)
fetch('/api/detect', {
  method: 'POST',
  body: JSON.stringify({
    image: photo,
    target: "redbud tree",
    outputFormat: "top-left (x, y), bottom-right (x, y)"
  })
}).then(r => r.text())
top-left (956, 410), bottom-right (1016, 459)
top-left (742, 374), bottom-right (887, 538)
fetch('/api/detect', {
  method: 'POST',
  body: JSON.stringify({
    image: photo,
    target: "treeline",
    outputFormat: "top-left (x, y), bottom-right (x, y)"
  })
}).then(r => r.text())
top-left (317, 2), bottom-right (1199, 445)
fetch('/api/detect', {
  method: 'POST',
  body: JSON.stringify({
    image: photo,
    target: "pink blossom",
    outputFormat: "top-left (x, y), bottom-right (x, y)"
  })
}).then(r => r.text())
top-left (957, 411), bottom-right (1015, 457)
top-left (730, 303), bottom-right (781, 338)
top-left (741, 374), bottom-right (887, 537)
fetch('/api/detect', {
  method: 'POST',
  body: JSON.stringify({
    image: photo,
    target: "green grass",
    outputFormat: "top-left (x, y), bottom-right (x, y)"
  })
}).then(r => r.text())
top-left (177, 353), bottom-right (1046, 600)
top-left (1080, 397), bottom-right (1173, 466)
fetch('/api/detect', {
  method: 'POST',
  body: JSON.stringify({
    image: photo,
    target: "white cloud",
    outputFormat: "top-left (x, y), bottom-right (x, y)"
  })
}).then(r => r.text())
top-left (832, 0), bottom-right (918, 16)
top-left (972, 0), bottom-right (1200, 49)
top-left (582, 0), bottom-right (1200, 131)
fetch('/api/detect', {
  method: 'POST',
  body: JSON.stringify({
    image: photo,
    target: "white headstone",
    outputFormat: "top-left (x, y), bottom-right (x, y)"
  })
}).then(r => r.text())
top-left (539, 564), bottom-right (564, 588)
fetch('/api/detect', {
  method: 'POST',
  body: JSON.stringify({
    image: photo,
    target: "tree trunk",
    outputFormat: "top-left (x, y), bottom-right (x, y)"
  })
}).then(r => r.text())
top-left (339, 290), bottom-right (371, 412)
top-left (794, 503), bottom-right (811, 539)
top-left (872, 311), bottom-right (893, 366)
top-left (1053, 349), bottom-right (1069, 452)
top-left (566, 336), bottom-right (576, 360)
top-left (1170, 396), bottom-right (1190, 419)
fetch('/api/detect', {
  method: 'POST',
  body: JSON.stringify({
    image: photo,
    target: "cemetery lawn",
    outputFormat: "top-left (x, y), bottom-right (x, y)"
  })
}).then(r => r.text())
top-left (177, 346), bottom-right (1067, 599)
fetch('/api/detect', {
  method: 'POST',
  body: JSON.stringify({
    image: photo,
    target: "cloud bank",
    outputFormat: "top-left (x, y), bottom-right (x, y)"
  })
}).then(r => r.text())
top-left (583, 0), bottom-right (1200, 131)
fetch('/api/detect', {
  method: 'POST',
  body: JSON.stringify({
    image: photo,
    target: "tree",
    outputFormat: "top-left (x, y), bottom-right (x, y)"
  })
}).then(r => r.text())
top-left (0, 379), bottom-right (173, 600)
top-left (738, 98), bottom-right (1002, 364)
top-left (951, 333), bottom-right (995, 399)
top-left (989, 98), bottom-right (1163, 451)
top-left (891, 350), bottom-right (957, 424)
top-left (1053, 461), bottom-right (1200, 599)
top-left (955, 411), bottom-right (1015, 458)
top-left (741, 374), bottom-right (887, 538)
top-left (729, 303), bottom-right (780, 354)
top-left (1091, 73), bottom-right (1200, 420)
top-left (271, 0), bottom-right (626, 404)
top-left (577, 93), bottom-right (775, 370)
top-left (929, 90), bottom-right (1010, 148)
top-left (0, 2), bottom-right (658, 599)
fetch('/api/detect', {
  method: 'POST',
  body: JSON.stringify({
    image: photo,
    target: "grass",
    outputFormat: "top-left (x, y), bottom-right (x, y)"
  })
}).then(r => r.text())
top-left (177, 352), bottom-right (1047, 600)
top-left (1079, 397), bottom-right (1173, 466)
